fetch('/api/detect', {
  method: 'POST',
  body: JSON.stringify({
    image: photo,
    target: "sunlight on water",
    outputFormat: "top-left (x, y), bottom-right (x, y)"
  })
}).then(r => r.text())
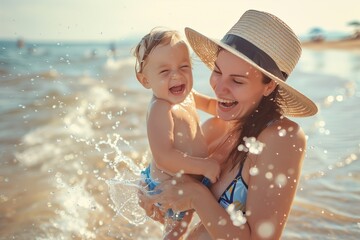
top-left (1, 40), bottom-right (360, 239)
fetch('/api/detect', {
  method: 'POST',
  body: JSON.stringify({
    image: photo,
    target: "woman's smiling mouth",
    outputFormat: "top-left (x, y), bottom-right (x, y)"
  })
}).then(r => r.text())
top-left (217, 98), bottom-right (238, 108)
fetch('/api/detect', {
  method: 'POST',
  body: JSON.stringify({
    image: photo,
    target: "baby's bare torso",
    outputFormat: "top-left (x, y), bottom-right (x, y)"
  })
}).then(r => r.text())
top-left (151, 95), bottom-right (208, 182)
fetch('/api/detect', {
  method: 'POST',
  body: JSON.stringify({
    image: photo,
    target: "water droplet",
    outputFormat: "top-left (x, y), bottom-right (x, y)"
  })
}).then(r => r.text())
top-left (257, 221), bottom-right (275, 238)
top-left (275, 174), bottom-right (287, 188)
top-left (218, 218), bottom-right (227, 226)
top-left (243, 137), bottom-right (265, 154)
top-left (226, 204), bottom-right (247, 226)
top-left (249, 167), bottom-right (259, 176)
top-left (336, 95), bottom-right (343, 102)
top-left (175, 170), bottom-right (184, 178)
top-left (287, 168), bottom-right (295, 175)
top-left (181, 221), bottom-right (188, 228)
top-left (278, 129), bottom-right (286, 137)
top-left (237, 144), bottom-right (247, 152)
top-left (265, 172), bottom-right (273, 180)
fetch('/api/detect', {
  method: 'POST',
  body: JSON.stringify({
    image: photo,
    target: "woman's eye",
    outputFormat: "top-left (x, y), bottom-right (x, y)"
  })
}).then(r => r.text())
top-left (160, 70), bottom-right (169, 74)
top-left (233, 79), bottom-right (243, 84)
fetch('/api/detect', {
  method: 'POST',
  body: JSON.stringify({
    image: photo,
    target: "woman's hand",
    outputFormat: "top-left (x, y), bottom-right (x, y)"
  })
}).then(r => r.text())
top-left (137, 182), bottom-right (165, 224)
top-left (148, 175), bottom-right (205, 213)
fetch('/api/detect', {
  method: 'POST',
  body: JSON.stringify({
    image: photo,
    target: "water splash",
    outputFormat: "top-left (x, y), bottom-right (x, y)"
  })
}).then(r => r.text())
top-left (74, 131), bottom-right (149, 225)
top-left (94, 133), bottom-right (143, 177)
top-left (107, 175), bottom-right (148, 226)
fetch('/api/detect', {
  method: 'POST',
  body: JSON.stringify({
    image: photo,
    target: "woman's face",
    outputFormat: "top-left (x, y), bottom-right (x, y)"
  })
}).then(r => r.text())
top-left (210, 50), bottom-right (274, 121)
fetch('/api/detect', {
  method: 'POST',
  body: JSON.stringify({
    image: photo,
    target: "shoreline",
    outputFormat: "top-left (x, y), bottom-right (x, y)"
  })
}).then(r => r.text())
top-left (301, 38), bottom-right (360, 51)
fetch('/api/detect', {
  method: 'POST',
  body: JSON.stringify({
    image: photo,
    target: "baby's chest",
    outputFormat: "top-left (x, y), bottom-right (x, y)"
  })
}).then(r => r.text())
top-left (171, 106), bottom-right (200, 139)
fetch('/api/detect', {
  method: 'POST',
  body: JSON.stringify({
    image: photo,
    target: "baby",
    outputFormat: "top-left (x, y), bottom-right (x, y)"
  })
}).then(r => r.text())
top-left (133, 28), bottom-right (219, 238)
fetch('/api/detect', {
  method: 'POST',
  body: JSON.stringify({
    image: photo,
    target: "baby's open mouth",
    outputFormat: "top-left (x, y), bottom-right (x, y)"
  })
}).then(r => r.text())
top-left (169, 84), bottom-right (185, 94)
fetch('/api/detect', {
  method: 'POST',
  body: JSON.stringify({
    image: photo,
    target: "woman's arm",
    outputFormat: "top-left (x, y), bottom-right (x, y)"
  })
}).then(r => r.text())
top-left (243, 121), bottom-right (306, 239)
top-left (191, 89), bottom-right (217, 116)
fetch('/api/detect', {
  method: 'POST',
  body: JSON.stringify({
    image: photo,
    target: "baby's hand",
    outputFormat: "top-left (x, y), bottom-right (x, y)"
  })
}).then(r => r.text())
top-left (204, 159), bottom-right (221, 183)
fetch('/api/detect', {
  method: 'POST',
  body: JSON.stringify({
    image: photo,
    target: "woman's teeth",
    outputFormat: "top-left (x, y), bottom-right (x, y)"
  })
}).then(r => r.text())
top-left (217, 98), bottom-right (238, 108)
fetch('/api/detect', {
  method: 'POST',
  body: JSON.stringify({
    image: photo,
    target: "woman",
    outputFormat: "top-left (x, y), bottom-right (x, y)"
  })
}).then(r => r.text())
top-left (139, 9), bottom-right (317, 239)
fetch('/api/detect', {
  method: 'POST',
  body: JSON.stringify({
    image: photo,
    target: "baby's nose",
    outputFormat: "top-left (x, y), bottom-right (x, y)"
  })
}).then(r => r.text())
top-left (171, 70), bottom-right (180, 79)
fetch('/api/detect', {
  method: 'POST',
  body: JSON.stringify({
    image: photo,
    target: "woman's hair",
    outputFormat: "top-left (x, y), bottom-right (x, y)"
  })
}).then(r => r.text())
top-left (228, 74), bottom-right (284, 170)
top-left (133, 28), bottom-right (185, 73)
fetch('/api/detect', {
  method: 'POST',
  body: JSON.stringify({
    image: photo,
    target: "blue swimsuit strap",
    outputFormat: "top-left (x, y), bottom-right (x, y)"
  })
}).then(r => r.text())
top-left (218, 161), bottom-right (248, 203)
top-left (217, 118), bottom-right (280, 204)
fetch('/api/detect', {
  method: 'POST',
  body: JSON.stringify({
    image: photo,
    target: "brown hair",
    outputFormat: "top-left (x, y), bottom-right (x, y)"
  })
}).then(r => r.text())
top-left (133, 28), bottom-right (186, 73)
top-left (228, 75), bottom-right (284, 170)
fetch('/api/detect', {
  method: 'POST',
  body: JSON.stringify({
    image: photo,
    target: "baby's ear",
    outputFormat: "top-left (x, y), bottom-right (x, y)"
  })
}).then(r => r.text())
top-left (136, 73), bottom-right (150, 89)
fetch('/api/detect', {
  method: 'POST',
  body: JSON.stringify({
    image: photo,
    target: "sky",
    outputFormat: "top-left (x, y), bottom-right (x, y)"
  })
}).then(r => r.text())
top-left (0, 0), bottom-right (359, 42)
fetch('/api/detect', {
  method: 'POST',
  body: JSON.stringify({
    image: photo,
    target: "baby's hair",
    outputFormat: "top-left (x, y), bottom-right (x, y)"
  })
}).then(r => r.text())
top-left (133, 27), bottom-right (186, 73)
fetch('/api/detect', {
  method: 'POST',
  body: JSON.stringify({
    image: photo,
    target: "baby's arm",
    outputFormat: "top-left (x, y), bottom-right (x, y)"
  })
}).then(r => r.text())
top-left (147, 99), bottom-right (220, 183)
top-left (191, 89), bottom-right (217, 116)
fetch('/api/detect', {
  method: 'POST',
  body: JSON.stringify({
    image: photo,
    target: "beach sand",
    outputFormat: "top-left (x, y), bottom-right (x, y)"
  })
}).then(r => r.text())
top-left (301, 38), bottom-right (360, 50)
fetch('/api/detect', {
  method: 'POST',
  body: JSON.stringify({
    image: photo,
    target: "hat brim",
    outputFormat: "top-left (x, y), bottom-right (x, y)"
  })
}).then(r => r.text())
top-left (185, 27), bottom-right (318, 117)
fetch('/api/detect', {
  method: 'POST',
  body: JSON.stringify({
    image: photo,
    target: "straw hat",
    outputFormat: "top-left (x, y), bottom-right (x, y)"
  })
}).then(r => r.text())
top-left (185, 9), bottom-right (318, 117)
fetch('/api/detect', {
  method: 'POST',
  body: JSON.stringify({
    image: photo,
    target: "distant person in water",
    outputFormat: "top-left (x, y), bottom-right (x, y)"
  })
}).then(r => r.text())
top-left (133, 28), bottom-right (220, 239)
top-left (16, 38), bottom-right (25, 48)
top-left (109, 42), bottom-right (117, 57)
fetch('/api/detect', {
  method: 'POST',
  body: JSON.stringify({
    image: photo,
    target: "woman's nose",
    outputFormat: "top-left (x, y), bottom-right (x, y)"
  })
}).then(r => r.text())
top-left (211, 77), bottom-right (227, 94)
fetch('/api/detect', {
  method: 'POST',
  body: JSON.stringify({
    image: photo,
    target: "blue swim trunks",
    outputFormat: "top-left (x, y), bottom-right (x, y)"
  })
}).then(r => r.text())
top-left (140, 165), bottom-right (211, 221)
top-left (141, 165), bottom-right (160, 194)
top-left (141, 165), bottom-right (187, 220)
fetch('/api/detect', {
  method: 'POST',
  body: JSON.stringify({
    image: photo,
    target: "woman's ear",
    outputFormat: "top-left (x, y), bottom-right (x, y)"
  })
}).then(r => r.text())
top-left (136, 73), bottom-right (151, 89)
top-left (264, 80), bottom-right (277, 96)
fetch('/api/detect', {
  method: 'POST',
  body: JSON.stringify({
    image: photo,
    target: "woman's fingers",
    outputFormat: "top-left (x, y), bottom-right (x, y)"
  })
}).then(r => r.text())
top-left (138, 190), bottom-right (154, 216)
top-left (152, 208), bottom-right (165, 224)
top-left (138, 189), bottom-right (167, 223)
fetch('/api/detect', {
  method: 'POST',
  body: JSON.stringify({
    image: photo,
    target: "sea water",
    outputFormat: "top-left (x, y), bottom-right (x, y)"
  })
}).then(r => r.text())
top-left (0, 39), bottom-right (359, 239)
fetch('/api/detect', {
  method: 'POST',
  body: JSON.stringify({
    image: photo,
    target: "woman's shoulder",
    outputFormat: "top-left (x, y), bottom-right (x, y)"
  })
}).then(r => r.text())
top-left (259, 117), bottom-right (306, 147)
top-left (254, 118), bottom-right (306, 171)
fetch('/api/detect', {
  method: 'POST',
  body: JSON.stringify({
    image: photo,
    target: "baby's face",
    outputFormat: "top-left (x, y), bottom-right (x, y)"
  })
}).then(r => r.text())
top-left (141, 42), bottom-right (193, 104)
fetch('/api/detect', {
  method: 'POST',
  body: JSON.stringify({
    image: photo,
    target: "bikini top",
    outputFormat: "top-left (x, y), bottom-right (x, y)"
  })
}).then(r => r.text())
top-left (218, 162), bottom-right (248, 213)
top-left (217, 118), bottom-right (279, 213)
